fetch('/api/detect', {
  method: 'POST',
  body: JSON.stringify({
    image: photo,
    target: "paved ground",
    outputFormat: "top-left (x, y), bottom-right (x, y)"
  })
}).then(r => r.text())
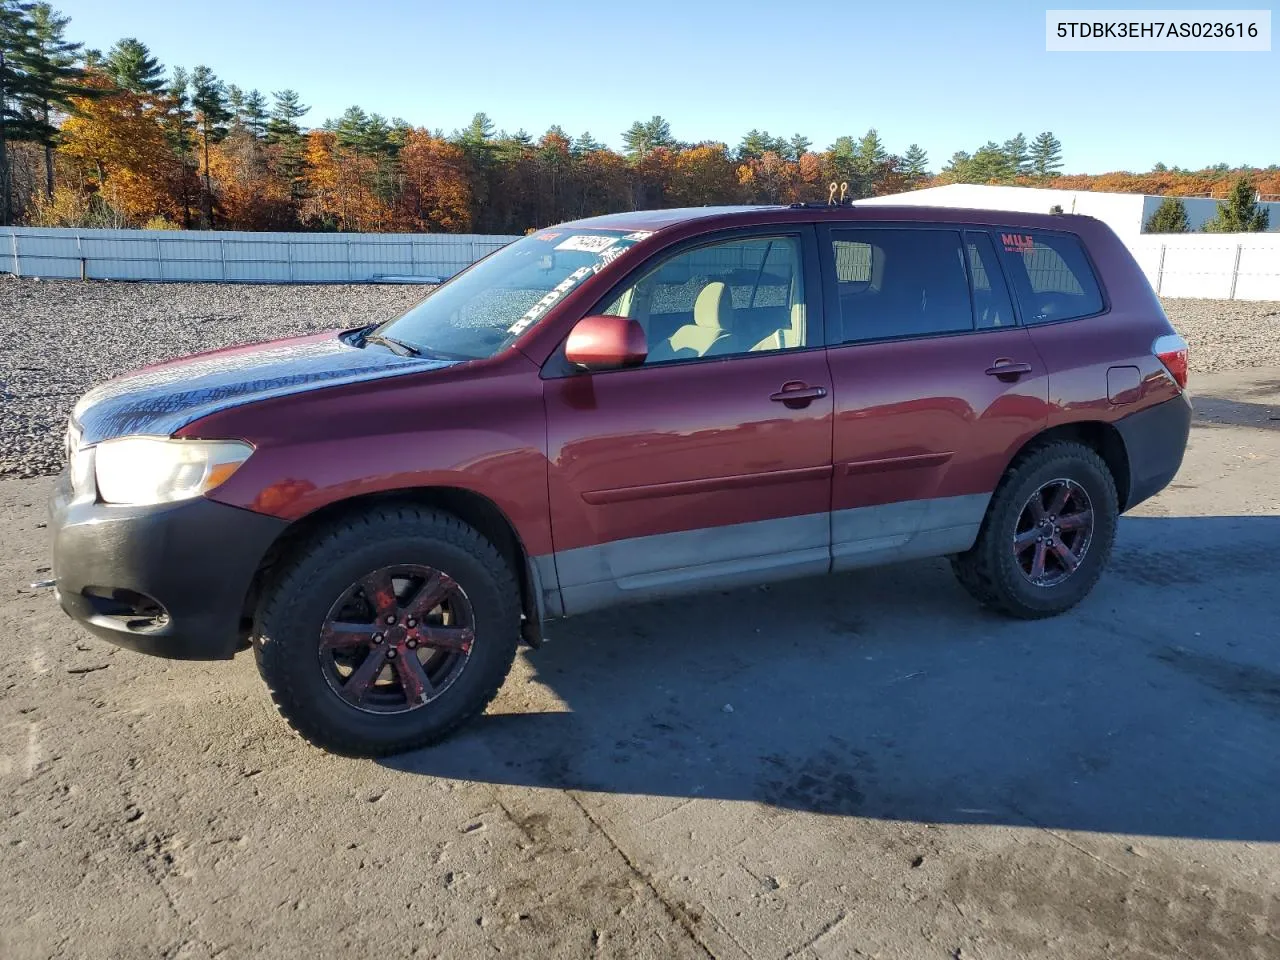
top-left (1, 369), bottom-right (1278, 960)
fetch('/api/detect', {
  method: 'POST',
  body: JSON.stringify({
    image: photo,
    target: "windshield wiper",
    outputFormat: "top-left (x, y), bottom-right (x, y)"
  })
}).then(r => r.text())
top-left (361, 332), bottom-right (421, 357)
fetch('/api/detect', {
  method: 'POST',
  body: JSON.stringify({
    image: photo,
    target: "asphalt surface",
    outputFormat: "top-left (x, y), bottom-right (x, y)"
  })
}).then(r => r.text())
top-left (1, 368), bottom-right (1278, 960)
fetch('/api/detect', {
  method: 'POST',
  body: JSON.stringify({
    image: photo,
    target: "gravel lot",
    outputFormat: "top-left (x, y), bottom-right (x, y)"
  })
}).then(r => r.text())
top-left (0, 278), bottom-right (428, 478)
top-left (2, 368), bottom-right (1278, 960)
top-left (0, 276), bottom-right (1277, 478)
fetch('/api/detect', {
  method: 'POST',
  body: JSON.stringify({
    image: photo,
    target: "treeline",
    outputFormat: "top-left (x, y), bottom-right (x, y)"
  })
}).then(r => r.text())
top-left (0, 2), bottom-right (1277, 234)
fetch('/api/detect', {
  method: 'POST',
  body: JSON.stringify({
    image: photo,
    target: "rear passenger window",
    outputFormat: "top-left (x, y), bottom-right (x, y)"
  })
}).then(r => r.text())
top-left (964, 231), bottom-right (1017, 329)
top-left (830, 229), bottom-right (973, 343)
top-left (996, 230), bottom-right (1104, 323)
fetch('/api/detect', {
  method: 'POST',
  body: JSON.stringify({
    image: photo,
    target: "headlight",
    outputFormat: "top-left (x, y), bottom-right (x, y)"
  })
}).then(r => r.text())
top-left (70, 443), bottom-right (96, 500)
top-left (94, 437), bottom-right (254, 506)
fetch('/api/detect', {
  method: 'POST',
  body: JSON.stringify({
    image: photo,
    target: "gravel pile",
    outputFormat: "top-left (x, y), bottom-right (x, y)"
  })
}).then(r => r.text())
top-left (0, 277), bottom-right (1277, 478)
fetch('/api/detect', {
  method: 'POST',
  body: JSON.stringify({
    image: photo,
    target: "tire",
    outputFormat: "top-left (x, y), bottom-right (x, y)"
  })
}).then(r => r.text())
top-left (951, 441), bottom-right (1118, 619)
top-left (252, 505), bottom-right (520, 756)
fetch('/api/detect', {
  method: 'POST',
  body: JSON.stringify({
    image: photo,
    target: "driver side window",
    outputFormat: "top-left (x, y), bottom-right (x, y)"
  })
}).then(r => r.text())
top-left (603, 235), bottom-right (807, 364)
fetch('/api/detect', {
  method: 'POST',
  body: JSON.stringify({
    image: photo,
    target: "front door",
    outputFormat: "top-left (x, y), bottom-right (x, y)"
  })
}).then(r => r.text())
top-left (819, 225), bottom-right (1050, 569)
top-left (543, 228), bottom-right (835, 614)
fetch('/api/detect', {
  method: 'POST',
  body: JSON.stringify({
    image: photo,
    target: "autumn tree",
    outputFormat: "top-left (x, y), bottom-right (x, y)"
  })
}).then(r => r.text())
top-left (58, 71), bottom-right (174, 222)
top-left (399, 129), bottom-right (470, 231)
top-left (1144, 197), bottom-right (1189, 233)
top-left (668, 143), bottom-right (738, 205)
top-left (737, 150), bottom-right (800, 204)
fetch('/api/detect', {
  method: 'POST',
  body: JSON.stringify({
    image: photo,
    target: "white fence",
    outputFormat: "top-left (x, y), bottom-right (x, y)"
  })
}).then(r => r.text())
top-left (1129, 234), bottom-right (1280, 301)
top-left (2, 225), bottom-right (1278, 301)
top-left (0, 227), bottom-right (520, 283)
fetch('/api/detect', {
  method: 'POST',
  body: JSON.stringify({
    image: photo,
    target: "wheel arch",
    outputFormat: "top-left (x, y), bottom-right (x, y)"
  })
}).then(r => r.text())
top-left (242, 486), bottom-right (548, 649)
top-left (1004, 420), bottom-right (1132, 509)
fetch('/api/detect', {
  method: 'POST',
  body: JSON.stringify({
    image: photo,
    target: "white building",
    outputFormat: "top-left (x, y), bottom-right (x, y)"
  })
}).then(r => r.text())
top-left (857, 183), bottom-right (1280, 240)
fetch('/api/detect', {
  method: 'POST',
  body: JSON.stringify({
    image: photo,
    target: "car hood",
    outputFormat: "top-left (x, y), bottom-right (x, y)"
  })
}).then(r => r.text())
top-left (72, 331), bottom-right (455, 445)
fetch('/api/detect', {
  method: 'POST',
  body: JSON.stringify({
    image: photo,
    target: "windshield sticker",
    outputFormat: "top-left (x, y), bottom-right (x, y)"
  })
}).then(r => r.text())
top-left (597, 245), bottom-right (628, 267)
top-left (535, 231), bottom-right (562, 242)
top-left (1001, 233), bottom-right (1034, 253)
top-left (555, 234), bottom-right (619, 253)
top-left (622, 231), bottom-right (654, 241)
top-left (507, 266), bottom-right (594, 335)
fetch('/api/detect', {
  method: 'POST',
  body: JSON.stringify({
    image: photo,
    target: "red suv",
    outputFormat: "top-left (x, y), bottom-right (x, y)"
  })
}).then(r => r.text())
top-left (50, 205), bottom-right (1191, 755)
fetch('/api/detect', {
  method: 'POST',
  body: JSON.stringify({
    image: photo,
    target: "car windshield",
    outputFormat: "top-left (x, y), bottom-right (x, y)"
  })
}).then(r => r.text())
top-left (375, 228), bottom-right (652, 360)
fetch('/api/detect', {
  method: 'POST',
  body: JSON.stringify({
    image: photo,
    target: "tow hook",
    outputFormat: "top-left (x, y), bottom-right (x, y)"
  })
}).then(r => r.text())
top-left (30, 579), bottom-right (57, 591)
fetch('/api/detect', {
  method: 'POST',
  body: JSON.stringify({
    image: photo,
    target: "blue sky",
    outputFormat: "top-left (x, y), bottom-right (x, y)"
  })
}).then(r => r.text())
top-left (60, 0), bottom-right (1277, 173)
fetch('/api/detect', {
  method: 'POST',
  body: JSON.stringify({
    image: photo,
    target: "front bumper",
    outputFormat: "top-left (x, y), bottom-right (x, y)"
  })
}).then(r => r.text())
top-left (49, 470), bottom-right (288, 660)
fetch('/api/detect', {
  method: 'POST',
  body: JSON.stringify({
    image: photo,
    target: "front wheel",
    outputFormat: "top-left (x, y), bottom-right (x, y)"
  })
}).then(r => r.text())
top-left (253, 506), bottom-right (520, 756)
top-left (952, 441), bottom-right (1118, 619)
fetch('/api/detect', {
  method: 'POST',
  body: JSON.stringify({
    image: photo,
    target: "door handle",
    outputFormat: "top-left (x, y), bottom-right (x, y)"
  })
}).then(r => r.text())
top-left (985, 360), bottom-right (1033, 381)
top-left (770, 382), bottom-right (828, 406)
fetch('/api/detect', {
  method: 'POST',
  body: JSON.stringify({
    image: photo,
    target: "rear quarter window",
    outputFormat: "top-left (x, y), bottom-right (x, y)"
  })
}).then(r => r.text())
top-left (997, 230), bottom-right (1104, 324)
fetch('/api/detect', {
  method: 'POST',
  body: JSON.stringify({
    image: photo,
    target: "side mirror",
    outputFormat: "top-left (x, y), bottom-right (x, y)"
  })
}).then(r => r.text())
top-left (564, 315), bottom-right (647, 371)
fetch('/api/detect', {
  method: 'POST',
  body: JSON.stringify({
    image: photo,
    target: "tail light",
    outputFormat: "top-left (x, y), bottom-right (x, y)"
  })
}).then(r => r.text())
top-left (1153, 333), bottom-right (1189, 390)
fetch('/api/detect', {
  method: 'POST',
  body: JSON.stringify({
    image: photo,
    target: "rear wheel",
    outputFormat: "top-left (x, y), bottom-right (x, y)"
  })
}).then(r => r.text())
top-left (952, 441), bottom-right (1118, 619)
top-left (253, 506), bottom-right (520, 756)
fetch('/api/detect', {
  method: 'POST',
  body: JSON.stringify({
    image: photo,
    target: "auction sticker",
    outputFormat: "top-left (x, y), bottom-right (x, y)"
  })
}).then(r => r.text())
top-left (555, 235), bottom-right (619, 253)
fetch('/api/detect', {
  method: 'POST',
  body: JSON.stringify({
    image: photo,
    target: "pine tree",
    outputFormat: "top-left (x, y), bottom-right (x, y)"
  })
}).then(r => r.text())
top-left (266, 89), bottom-right (308, 204)
top-left (19, 3), bottom-right (92, 201)
top-left (1144, 197), bottom-right (1189, 233)
top-left (332, 105), bottom-right (369, 150)
top-left (572, 130), bottom-right (603, 155)
top-left (243, 89), bottom-right (267, 139)
top-left (621, 115), bottom-right (673, 158)
top-left (973, 140), bottom-right (1014, 182)
top-left (737, 129), bottom-right (767, 161)
top-left (903, 143), bottom-right (929, 178)
top-left (1030, 131), bottom-right (1063, 178)
top-left (189, 64), bottom-right (229, 226)
top-left (164, 67), bottom-right (196, 227)
top-left (265, 88), bottom-right (307, 143)
top-left (104, 37), bottom-right (163, 94)
top-left (787, 133), bottom-right (811, 160)
top-left (1002, 132), bottom-right (1029, 176)
top-left (851, 128), bottom-right (886, 196)
top-left (225, 83), bottom-right (245, 131)
top-left (827, 135), bottom-right (858, 186)
top-left (0, 0), bottom-right (38, 223)
top-left (459, 111), bottom-right (494, 145)
top-left (1204, 177), bottom-right (1270, 232)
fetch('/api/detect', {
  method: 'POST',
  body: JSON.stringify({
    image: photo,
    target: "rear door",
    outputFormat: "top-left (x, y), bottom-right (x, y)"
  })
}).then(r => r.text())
top-left (818, 224), bottom-right (1049, 568)
top-left (542, 226), bottom-right (834, 614)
